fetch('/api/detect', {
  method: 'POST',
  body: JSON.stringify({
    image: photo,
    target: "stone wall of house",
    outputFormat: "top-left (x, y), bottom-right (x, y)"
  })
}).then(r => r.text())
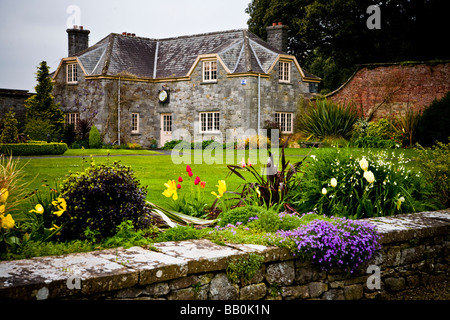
top-left (0, 210), bottom-right (448, 301)
top-left (327, 62), bottom-right (450, 120)
top-left (53, 59), bottom-right (311, 149)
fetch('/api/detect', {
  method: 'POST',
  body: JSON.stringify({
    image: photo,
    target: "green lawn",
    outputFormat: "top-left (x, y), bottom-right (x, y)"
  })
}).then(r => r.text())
top-left (14, 147), bottom-right (420, 212)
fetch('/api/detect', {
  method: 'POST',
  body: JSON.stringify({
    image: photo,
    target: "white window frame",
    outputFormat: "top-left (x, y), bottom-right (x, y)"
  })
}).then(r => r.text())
top-left (278, 61), bottom-right (291, 83)
top-left (64, 113), bottom-right (80, 129)
top-left (66, 63), bottom-right (78, 84)
top-left (275, 112), bottom-right (293, 133)
top-left (199, 112), bottom-right (220, 133)
top-left (131, 113), bottom-right (139, 133)
top-left (202, 60), bottom-right (217, 83)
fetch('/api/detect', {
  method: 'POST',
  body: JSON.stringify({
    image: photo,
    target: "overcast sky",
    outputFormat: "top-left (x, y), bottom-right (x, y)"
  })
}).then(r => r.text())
top-left (0, 0), bottom-right (251, 93)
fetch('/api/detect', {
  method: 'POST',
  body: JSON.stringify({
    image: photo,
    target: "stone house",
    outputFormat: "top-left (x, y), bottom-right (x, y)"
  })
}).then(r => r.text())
top-left (52, 24), bottom-right (320, 148)
top-left (326, 61), bottom-right (450, 120)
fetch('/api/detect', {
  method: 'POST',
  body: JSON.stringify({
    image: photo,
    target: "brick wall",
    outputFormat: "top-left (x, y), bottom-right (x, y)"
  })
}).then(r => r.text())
top-left (327, 62), bottom-right (450, 120)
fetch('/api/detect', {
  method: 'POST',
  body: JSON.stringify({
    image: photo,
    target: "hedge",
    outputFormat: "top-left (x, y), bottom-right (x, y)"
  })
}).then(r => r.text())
top-left (0, 142), bottom-right (68, 156)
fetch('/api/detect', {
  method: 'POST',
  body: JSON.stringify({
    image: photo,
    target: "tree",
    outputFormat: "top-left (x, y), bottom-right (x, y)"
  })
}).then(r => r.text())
top-left (246, 0), bottom-right (449, 93)
top-left (25, 61), bottom-right (64, 140)
top-left (0, 109), bottom-right (19, 143)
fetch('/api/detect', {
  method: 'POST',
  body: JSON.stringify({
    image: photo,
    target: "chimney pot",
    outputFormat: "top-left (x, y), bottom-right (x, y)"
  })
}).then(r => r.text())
top-left (278, 22), bottom-right (282, 25)
top-left (80, 26), bottom-right (83, 30)
top-left (122, 32), bottom-right (127, 35)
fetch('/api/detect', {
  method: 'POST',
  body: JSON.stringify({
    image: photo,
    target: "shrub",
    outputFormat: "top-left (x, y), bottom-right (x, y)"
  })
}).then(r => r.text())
top-left (298, 99), bottom-right (359, 140)
top-left (88, 125), bottom-right (102, 149)
top-left (352, 118), bottom-right (404, 148)
top-left (0, 142), bottom-right (68, 156)
top-left (218, 205), bottom-right (265, 227)
top-left (416, 91), bottom-right (450, 146)
top-left (0, 109), bottom-right (18, 144)
top-left (162, 140), bottom-right (191, 150)
top-left (24, 118), bottom-right (60, 142)
top-left (59, 160), bottom-right (154, 240)
top-left (126, 143), bottom-right (141, 150)
top-left (290, 148), bottom-right (435, 219)
top-left (415, 140), bottom-right (450, 208)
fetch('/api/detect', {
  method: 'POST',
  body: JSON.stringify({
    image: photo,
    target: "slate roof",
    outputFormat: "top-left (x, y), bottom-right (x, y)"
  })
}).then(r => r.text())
top-left (73, 29), bottom-right (320, 81)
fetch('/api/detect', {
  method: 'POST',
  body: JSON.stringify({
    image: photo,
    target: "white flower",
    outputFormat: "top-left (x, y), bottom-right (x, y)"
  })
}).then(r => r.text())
top-left (359, 157), bottom-right (369, 171)
top-left (330, 178), bottom-right (337, 188)
top-left (363, 170), bottom-right (375, 183)
top-left (321, 188), bottom-right (327, 195)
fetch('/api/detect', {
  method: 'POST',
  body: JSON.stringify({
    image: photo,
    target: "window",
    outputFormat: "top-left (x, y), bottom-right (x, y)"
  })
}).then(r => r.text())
top-left (278, 61), bottom-right (291, 83)
top-left (162, 114), bottom-right (172, 132)
top-left (203, 60), bottom-right (217, 82)
top-left (64, 113), bottom-right (80, 129)
top-left (199, 112), bottom-right (220, 133)
top-left (275, 112), bottom-right (293, 133)
top-left (66, 63), bottom-right (78, 84)
top-left (131, 113), bottom-right (139, 133)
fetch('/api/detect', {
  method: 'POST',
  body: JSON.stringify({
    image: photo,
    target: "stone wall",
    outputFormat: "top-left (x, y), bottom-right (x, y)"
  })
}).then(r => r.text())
top-left (326, 61), bottom-right (450, 120)
top-left (0, 210), bottom-right (448, 301)
top-left (0, 88), bottom-right (34, 125)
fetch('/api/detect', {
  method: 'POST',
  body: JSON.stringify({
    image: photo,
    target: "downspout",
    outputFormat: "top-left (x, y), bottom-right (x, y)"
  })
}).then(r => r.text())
top-left (118, 76), bottom-right (121, 145)
top-left (258, 73), bottom-right (261, 135)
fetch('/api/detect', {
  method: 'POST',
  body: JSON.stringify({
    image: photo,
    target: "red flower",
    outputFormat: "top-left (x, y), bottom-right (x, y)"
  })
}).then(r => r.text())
top-left (186, 165), bottom-right (192, 173)
top-left (178, 176), bottom-right (183, 183)
top-left (188, 171), bottom-right (193, 177)
top-left (177, 184), bottom-right (182, 189)
top-left (194, 176), bottom-right (201, 185)
top-left (200, 181), bottom-right (206, 189)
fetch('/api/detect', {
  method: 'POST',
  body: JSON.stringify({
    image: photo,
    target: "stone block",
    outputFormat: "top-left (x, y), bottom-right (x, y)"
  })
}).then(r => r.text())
top-left (281, 285), bottom-right (309, 299)
top-left (240, 283), bottom-right (267, 300)
top-left (153, 239), bottom-right (246, 274)
top-left (322, 289), bottom-right (345, 300)
top-left (384, 277), bottom-right (405, 292)
top-left (344, 284), bottom-right (364, 300)
top-left (96, 246), bottom-right (187, 285)
top-left (209, 273), bottom-right (239, 300)
top-left (265, 261), bottom-right (295, 286)
top-left (0, 251), bottom-right (138, 299)
top-left (308, 282), bottom-right (328, 298)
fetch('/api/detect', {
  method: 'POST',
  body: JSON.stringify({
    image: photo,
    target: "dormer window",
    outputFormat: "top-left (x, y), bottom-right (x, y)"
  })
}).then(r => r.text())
top-left (278, 61), bottom-right (291, 83)
top-left (66, 63), bottom-right (78, 84)
top-left (202, 60), bottom-right (217, 83)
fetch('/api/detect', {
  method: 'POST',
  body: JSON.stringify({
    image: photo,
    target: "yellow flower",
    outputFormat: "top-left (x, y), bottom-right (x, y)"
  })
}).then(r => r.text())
top-left (30, 204), bottom-right (44, 214)
top-left (1, 214), bottom-right (15, 229)
top-left (162, 180), bottom-right (178, 201)
top-left (0, 205), bottom-right (5, 215)
top-left (396, 196), bottom-right (405, 210)
top-left (211, 180), bottom-right (226, 198)
top-left (255, 186), bottom-right (261, 198)
top-left (49, 224), bottom-right (61, 235)
top-left (52, 198), bottom-right (67, 217)
top-left (0, 188), bottom-right (8, 203)
top-left (359, 157), bottom-right (369, 172)
top-left (330, 178), bottom-right (337, 188)
top-left (321, 188), bottom-right (327, 195)
top-left (363, 170), bottom-right (375, 183)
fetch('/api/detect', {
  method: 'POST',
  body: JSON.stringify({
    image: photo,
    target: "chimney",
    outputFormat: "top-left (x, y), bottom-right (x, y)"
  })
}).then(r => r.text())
top-left (66, 26), bottom-right (90, 57)
top-left (266, 22), bottom-right (289, 53)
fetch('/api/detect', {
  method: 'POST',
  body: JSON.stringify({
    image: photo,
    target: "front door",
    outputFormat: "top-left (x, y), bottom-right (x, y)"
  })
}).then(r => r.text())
top-left (160, 113), bottom-right (172, 147)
